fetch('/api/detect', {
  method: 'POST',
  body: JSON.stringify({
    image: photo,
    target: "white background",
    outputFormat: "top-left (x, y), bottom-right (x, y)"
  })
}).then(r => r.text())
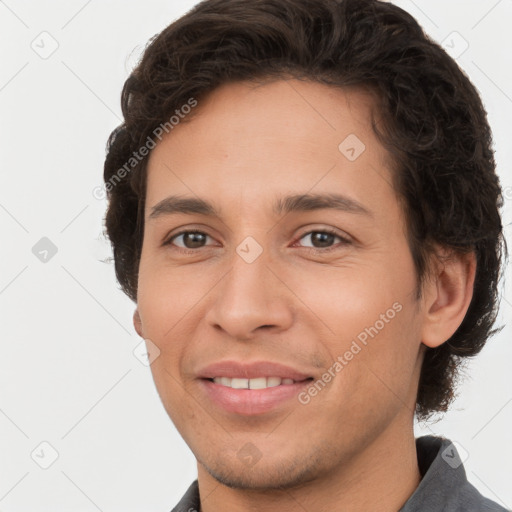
top-left (0, 0), bottom-right (511, 510)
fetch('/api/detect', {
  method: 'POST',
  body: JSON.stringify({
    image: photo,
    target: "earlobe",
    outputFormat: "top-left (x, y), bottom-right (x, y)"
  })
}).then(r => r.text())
top-left (133, 307), bottom-right (143, 338)
top-left (421, 249), bottom-right (477, 349)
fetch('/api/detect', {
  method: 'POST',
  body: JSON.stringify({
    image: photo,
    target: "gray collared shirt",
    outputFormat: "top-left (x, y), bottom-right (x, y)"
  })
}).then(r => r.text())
top-left (171, 435), bottom-right (509, 511)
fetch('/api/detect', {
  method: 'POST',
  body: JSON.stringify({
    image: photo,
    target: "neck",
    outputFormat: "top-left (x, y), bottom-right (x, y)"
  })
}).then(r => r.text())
top-left (196, 416), bottom-right (422, 512)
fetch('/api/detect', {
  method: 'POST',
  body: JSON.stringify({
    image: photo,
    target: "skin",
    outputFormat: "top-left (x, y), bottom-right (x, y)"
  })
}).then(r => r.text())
top-left (133, 79), bottom-right (476, 511)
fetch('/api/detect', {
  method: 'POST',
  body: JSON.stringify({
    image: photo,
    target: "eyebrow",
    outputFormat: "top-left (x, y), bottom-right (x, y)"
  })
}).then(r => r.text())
top-left (148, 193), bottom-right (373, 220)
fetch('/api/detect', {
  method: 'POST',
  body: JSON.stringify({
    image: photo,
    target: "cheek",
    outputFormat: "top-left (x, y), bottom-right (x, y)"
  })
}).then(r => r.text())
top-left (286, 246), bottom-right (421, 398)
top-left (296, 302), bottom-right (421, 448)
top-left (136, 256), bottom-right (214, 340)
top-left (285, 253), bottom-right (415, 339)
top-left (135, 264), bottom-right (197, 404)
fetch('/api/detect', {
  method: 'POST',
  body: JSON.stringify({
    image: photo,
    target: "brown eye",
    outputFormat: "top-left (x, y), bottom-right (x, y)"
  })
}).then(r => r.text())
top-left (167, 231), bottom-right (211, 249)
top-left (296, 229), bottom-right (351, 251)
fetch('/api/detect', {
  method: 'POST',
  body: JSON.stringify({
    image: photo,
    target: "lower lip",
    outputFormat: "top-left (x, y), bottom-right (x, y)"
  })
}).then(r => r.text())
top-left (199, 379), bottom-right (312, 415)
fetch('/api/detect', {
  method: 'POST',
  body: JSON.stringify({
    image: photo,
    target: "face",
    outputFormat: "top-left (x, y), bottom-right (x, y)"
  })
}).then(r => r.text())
top-left (134, 79), bottom-right (427, 490)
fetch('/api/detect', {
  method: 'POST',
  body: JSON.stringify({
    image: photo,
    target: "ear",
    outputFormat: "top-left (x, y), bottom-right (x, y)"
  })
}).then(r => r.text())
top-left (421, 248), bottom-right (477, 348)
top-left (133, 307), bottom-right (144, 338)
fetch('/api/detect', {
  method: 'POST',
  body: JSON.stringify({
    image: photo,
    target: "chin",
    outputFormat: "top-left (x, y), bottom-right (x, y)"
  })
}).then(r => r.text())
top-left (203, 464), bottom-right (316, 491)
top-left (197, 446), bottom-right (331, 491)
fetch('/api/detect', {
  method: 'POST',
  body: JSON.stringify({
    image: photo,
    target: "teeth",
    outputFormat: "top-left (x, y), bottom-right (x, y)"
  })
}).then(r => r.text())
top-left (266, 376), bottom-right (281, 388)
top-left (249, 377), bottom-right (267, 389)
top-left (212, 376), bottom-right (298, 389)
top-left (230, 378), bottom-right (248, 389)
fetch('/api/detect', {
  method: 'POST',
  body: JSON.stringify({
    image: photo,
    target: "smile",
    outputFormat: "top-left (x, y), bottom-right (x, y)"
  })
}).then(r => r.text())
top-left (210, 376), bottom-right (299, 389)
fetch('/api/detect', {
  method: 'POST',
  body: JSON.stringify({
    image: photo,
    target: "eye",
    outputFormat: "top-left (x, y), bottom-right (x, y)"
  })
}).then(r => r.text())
top-left (294, 229), bottom-right (351, 252)
top-left (164, 230), bottom-right (214, 251)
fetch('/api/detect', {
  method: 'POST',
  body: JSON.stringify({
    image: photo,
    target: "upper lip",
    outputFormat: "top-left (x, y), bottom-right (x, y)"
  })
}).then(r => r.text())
top-left (197, 360), bottom-right (313, 381)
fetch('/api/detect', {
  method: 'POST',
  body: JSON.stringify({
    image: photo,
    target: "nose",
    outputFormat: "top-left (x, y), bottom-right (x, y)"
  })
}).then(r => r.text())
top-left (204, 247), bottom-right (294, 341)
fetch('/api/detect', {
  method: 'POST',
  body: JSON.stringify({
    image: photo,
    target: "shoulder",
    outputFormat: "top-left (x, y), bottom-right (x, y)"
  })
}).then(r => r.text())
top-left (400, 436), bottom-right (509, 512)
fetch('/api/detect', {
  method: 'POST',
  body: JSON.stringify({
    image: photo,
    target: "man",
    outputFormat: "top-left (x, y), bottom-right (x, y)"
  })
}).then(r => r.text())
top-left (102, 0), bottom-right (508, 510)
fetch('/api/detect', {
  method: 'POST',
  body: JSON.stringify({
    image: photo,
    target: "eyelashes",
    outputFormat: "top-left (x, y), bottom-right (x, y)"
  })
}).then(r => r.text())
top-left (163, 228), bottom-right (352, 254)
top-left (293, 228), bottom-right (351, 251)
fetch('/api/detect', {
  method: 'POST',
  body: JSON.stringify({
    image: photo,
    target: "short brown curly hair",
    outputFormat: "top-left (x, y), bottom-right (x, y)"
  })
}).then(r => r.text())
top-left (102, 0), bottom-right (507, 420)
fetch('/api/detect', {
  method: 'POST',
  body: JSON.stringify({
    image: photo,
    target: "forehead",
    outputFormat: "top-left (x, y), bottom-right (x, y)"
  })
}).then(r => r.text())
top-left (164, 78), bottom-right (381, 155)
top-left (144, 79), bottom-right (399, 223)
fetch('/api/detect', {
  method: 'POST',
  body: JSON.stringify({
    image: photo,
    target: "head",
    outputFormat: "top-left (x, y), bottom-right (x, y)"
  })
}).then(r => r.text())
top-left (102, 0), bottom-right (506, 490)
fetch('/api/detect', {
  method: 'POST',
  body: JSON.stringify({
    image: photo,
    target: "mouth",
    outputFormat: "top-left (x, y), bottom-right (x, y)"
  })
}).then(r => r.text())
top-left (206, 376), bottom-right (312, 389)
top-left (197, 360), bottom-right (316, 415)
